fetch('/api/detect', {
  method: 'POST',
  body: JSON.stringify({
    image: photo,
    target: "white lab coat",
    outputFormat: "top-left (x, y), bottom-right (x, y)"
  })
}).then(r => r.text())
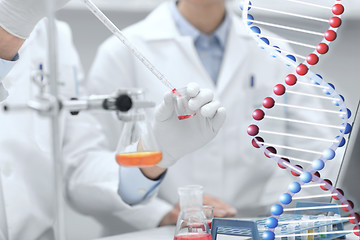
top-left (0, 20), bottom-right (81, 240)
top-left (0, 20), bottom-right (159, 239)
top-left (88, 2), bottom-right (333, 229)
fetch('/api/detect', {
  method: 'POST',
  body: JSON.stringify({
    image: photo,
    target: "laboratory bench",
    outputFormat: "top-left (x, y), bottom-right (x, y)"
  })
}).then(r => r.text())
top-left (96, 226), bottom-right (251, 240)
top-left (96, 223), bottom-right (359, 240)
top-left (97, 226), bottom-right (175, 240)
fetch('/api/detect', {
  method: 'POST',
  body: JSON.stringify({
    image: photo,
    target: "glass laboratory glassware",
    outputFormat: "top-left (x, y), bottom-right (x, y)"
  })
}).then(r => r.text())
top-left (202, 205), bottom-right (214, 230)
top-left (115, 90), bottom-right (162, 167)
top-left (173, 87), bottom-right (196, 120)
top-left (174, 185), bottom-right (212, 240)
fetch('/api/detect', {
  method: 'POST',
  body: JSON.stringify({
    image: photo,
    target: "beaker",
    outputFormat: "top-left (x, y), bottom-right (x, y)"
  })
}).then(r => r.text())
top-left (115, 90), bottom-right (162, 167)
top-left (174, 185), bottom-right (212, 240)
top-left (173, 88), bottom-right (196, 120)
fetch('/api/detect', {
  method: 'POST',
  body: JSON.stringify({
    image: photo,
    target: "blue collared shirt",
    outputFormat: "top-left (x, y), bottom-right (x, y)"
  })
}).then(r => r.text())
top-left (170, 1), bottom-right (230, 84)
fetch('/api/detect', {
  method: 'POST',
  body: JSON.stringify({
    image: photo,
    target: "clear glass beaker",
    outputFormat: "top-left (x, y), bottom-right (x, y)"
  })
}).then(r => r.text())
top-left (173, 88), bottom-right (196, 120)
top-left (115, 90), bottom-right (162, 167)
top-left (174, 185), bottom-right (212, 240)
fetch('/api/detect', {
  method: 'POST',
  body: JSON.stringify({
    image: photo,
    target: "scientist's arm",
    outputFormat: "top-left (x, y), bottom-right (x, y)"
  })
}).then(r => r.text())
top-left (0, 0), bottom-right (71, 101)
top-left (0, 27), bottom-right (23, 61)
top-left (84, 37), bottom-right (224, 229)
top-left (0, 27), bottom-right (21, 101)
top-left (0, 0), bottom-right (71, 53)
top-left (140, 166), bottom-right (166, 180)
top-left (118, 83), bottom-right (226, 205)
top-left (0, 0), bottom-right (71, 39)
top-left (0, 26), bottom-right (22, 101)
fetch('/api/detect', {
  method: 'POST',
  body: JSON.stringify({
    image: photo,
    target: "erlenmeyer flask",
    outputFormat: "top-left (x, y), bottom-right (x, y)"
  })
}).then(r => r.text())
top-left (115, 90), bottom-right (162, 167)
top-left (174, 185), bottom-right (212, 240)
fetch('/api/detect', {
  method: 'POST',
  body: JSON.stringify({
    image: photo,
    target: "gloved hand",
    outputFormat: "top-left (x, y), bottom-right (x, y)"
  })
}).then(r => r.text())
top-left (153, 82), bottom-right (226, 168)
top-left (0, 0), bottom-right (71, 39)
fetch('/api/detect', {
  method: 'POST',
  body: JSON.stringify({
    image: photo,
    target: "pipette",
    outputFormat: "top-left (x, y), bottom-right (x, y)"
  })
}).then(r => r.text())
top-left (81, 0), bottom-right (197, 121)
top-left (81, 0), bottom-right (177, 93)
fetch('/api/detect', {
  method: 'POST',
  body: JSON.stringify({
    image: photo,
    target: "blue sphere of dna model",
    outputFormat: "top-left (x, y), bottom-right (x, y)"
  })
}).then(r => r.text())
top-left (242, 0), bottom-right (360, 239)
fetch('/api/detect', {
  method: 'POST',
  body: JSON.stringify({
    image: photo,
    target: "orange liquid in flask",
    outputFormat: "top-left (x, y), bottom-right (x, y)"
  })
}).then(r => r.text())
top-left (116, 152), bottom-right (162, 166)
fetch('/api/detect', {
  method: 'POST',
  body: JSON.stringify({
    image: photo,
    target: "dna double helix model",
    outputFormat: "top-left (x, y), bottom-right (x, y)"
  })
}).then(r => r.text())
top-left (242, 0), bottom-right (360, 239)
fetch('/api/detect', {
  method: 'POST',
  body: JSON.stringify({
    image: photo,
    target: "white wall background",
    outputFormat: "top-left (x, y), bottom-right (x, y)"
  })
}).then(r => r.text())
top-left (55, 1), bottom-right (360, 239)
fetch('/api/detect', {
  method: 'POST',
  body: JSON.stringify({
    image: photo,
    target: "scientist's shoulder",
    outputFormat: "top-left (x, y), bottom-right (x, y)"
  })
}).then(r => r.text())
top-left (29, 19), bottom-right (73, 40)
top-left (101, 2), bottom-right (175, 50)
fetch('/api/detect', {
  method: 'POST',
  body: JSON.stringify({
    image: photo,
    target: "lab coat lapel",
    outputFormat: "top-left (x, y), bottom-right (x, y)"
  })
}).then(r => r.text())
top-left (142, 2), bottom-right (215, 89)
top-left (216, 16), bottom-right (251, 96)
top-left (140, 2), bottom-right (178, 41)
top-left (175, 37), bottom-right (215, 88)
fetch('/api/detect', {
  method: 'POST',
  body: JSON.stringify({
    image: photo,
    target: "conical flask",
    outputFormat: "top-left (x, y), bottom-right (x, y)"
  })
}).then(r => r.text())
top-left (174, 185), bottom-right (212, 240)
top-left (115, 90), bottom-right (162, 167)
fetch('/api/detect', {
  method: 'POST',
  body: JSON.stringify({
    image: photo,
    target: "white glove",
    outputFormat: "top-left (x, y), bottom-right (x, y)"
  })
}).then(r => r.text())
top-left (153, 82), bottom-right (226, 168)
top-left (0, 0), bottom-right (71, 39)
